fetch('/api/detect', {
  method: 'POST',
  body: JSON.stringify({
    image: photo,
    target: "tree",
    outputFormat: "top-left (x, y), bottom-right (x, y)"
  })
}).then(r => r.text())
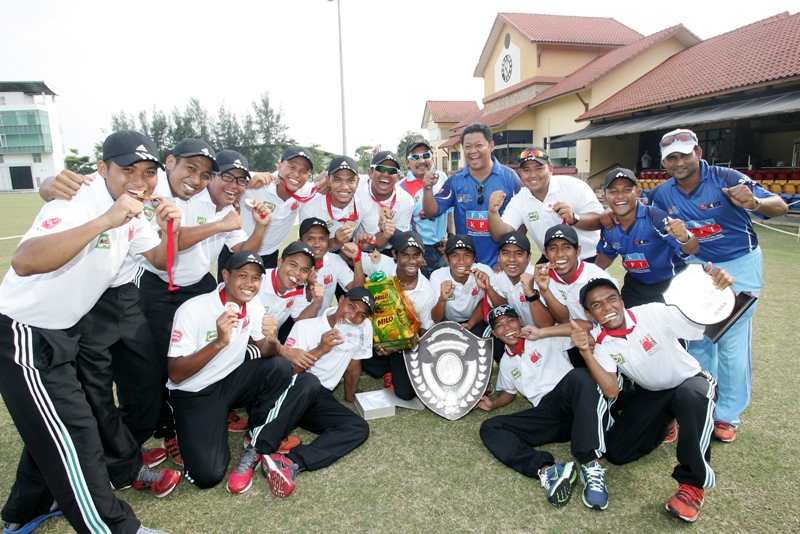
top-left (247, 92), bottom-right (291, 172)
top-left (64, 148), bottom-right (96, 175)
top-left (354, 145), bottom-right (374, 174)
top-left (396, 130), bottom-right (425, 170)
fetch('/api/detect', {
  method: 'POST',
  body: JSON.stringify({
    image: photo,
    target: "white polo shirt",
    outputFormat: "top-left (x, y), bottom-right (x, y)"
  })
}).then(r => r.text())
top-left (500, 176), bottom-right (603, 259)
top-left (496, 337), bottom-right (574, 407)
top-left (242, 180), bottom-right (316, 255)
top-left (298, 194), bottom-right (379, 244)
top-left (546, 260), bottom-right (618, 321)
top-left (429, 263), bottom-right (493, 323)
top-left (167, 285), bottom-right (266, 393)
top-left (285, 308), bottom-right (373, 390)
top-left (490, 263), bottom-right (537, 326)
top-left (314, 252), bottom-right (355, 316)
top-left (400, 275), bottom-right (437, 331)
top-left (0, 180), bottom-right (161, 329)
top-left (258, 268), bottom-right (311, 327)
top-left (590, 304), bottom-right (704, 391)
top-left (362, 253), bottom-right (396, 278)
top-left (355, 179), bottom-right (415, 236)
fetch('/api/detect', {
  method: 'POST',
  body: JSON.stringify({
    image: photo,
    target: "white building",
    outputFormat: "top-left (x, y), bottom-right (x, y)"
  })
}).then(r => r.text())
top-left (0, 81), bottom-right (65, 191)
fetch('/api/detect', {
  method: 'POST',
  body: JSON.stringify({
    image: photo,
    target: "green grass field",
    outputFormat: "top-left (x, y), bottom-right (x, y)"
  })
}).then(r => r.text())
top-left (0, 193), bottom-right (799, 533)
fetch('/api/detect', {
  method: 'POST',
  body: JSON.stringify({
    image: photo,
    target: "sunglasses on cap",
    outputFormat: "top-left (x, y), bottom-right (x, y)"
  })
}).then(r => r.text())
top-left (408, 152), bottom-right (432, 161)
top-left (520, 149), bottom-right (548, 161)
top-left (371, 164), bottom-right (402, 175)
top-left (660, 131), bottom-right (698, 148)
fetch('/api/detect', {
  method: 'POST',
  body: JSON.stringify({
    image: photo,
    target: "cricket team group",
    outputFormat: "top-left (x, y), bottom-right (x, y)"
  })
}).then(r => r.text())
top-left (0, 121), bottom-right (787, 533)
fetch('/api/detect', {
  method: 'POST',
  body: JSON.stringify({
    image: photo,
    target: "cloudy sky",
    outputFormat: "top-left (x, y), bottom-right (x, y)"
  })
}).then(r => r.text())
top-left (4, 0), bottom-right (797, 159)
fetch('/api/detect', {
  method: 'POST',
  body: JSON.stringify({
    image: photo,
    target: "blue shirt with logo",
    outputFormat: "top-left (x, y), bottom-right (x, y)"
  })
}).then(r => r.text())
top-left (597, 202), bottom-right (687, 284)
top-left (434, 155), bottom-right (522, 266)
top-left (647, 161), bottom-right (775, 263)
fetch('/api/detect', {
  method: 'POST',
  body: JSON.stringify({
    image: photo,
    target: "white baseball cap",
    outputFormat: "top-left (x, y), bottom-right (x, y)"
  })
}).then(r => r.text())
top-left (660, 128), bottom-right (698, 160)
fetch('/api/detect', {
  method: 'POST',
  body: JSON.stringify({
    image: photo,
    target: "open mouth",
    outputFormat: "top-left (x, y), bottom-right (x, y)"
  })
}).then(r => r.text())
top-left (600, 312), bottom-right (618, 325)
top-left (287, 275), bottom-right (298, 285)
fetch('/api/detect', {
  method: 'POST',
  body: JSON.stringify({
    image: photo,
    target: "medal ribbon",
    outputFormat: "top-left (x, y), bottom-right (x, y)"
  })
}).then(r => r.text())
top-left (326, 195), bottom-right (358, 223)
top-left (218, 289), bottom-right (247, 318)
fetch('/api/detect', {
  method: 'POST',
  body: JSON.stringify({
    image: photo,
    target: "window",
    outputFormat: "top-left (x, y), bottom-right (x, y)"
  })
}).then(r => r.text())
top-left (696, 129), bottom-right (727, 164)
top-left (492, 130), bottom-right (533, 165)
top-left (0, 154), bottom-right (4, 163)
top-left (0, 97), bottom-right (5, 105)
top-left (32, 153), bottom-right (42, 163)
top-left (549, 140), bottom-right (577, 168)
top-left (450, 151), bottom-right (460, 171)
top-left (441, 157), bottom-right (447, 170)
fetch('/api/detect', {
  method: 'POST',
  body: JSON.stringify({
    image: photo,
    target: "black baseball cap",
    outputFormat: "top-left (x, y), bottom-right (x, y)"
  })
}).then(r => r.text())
top-left (579, 278), bottom-right (619, 310)
top-left (281, 146), bottom-right (315, 171)
top-left (370, 150), bottom-right (401, 167)
top-left (393, 231), bottom-right (425, 253)
top-left (603, 168), bottom-right (638, 190)
top-left (327, 155), bottom-right (359, 176)
top-left (172, 138), bottom-right (219, 172)
top-left (445, 234), bottom-right (476, 255)
top-left (226, 250), bottom-right (266, 273)
top-left (299, 217), bottom-right (329, 238)
top-left (216, 150), bottom-right (250, 177)
top-left (281, 241), bottom-right (316, 263)
top-left (488, 304), bottom-right (519, 329)
top-left (102, 130), bottom-right (164, 170)
top-left (544, 224), bottom-right (579, 247)
top-left (345, 287), bottom-right (375, 314)
top-left (498, 231), bottom-right (531, 253)
top-left (406, 140), bottom-right (432, 156)
top-left (518, 147), bottom-right (549, 165)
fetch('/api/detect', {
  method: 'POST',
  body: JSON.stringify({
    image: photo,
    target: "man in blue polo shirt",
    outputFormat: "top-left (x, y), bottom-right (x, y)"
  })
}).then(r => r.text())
top-left (421, 123), bottom-right (522, 267)
top-left (595, 167), bottom-right (699, 307)
top-left (647, 128), bottom-right (787, 442)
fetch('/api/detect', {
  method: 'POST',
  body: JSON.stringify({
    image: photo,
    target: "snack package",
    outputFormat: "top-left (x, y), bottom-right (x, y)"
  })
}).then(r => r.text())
top-left (365, 272), bottom-right (420, 352)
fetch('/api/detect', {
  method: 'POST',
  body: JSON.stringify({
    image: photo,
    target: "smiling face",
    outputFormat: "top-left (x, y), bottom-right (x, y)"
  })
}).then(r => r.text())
top-left (545, 239), bottom-right (580, 280)
top-left (462, 132), bottom-right (494, 175)
top-left (99, 160), bottom-right (160, 202)
top-left (393, 247), bottom-right (424, 278)
top-left (491, 314), bottom-right (522, 348)
top-left (278, 157), bottom-right (312, 193)
top-left (604, 178), bottom-right (639, 219)
top-left (165, 155), bottom-right (213, 200)
top-left (207, 170), bottom-right (248, 209)
top-left (497, 243), bottom-right (530, 281)
top-left (583, 285), bottom-right (625, 329)
top-left (276, 252), bottom-right (313, 291)
top-left (407, 145), bottom-right (433, 179)
top-left (300, 226), bottom-right (329, 261)
top-left (367, 159), bottom-right (401, 199)
top-left (662, 147), bottom-right (703, 187)
top-left (518, 160), bottom-right (552, 198)
top-left (222, 263), bottom-right (263, 305)
top-left (328, 169), bottom-right (359, 208)
top-left (446, 249), bottom-right (475, 282)
top-left (334, 296), bottom-right (371, 325)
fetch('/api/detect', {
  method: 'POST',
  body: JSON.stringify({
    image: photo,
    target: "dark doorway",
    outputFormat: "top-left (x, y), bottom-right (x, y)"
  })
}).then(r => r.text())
top-left (10, 166), bottom-right (33, 190)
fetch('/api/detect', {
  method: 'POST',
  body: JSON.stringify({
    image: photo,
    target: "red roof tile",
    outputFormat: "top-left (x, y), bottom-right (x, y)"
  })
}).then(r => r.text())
top-left (450, 108), bottom-right (489, 134)
top-left (426, 101), bottom-right (480, 124)
top-left (500, 13), bottom-right (643, 46)
top-left (440, 136), bottom-right (461, 149)
top-left (579, 12), bottom-right (799, 120)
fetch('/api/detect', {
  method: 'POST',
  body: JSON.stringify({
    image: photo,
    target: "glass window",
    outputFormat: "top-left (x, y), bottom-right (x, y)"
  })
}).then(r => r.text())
top-left (33, 153), bottom-right (42, 163)
top-left (549, 139), bottom-right (577, 168)
top-left (0, 154), bottom-right (4, 163)
top-left (450, 151), bottom-right (460, 171)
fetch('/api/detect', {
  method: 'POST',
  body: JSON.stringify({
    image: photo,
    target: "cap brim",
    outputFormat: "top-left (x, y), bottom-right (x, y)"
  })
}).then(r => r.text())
top-left (660, 142), bottom-right (695, 160)
top-left (175, 151), bottom-right (220, 172)
top-left (228, 260), bottom-right (266, 273)
top-left (285, 154), bottom-right (314, 170)
top-left (110, 153), bottom-right (165, 171)
top-left (218, 163), bottom-right (251, 178)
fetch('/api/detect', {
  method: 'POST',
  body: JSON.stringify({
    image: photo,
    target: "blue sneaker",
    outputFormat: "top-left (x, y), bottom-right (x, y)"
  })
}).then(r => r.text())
top-left (538, 462), bottom-right (577, 507)
top-left (3, 507), bottom-right (62, 534)
top-left (580, 461), bottom-right (609, 510)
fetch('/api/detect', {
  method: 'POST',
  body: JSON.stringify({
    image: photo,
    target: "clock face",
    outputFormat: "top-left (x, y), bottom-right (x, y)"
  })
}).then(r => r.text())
top-left (501, 54), bottom-right (512, 83)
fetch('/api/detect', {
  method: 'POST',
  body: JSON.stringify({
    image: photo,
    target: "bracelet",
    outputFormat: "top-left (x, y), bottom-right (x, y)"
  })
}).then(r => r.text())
top-left (748, 198), bottom-right (762, 212)
top-left (677, 233), bottom-right (694, 245)
top-left (354, 249), bottom-right (362, 262)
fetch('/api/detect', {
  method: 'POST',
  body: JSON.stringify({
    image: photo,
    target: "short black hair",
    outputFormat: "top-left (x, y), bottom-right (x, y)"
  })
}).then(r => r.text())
top-left (579, 278), bottom-right (620, 310)
top-left (460, 123), bottom-right (493, 145)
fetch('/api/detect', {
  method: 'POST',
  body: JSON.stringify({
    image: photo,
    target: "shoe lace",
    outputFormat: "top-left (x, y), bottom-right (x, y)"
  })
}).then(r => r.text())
top-left (234, 446), bottom-right (260, 475)
top-left (675, 484), bottom-right (702, 505)
top-left (137, 466), bottom-right (162, 485)
top-left (538, 469), bottom-right (551, 490)
top-left (583, 463), bottom-right (606, 491)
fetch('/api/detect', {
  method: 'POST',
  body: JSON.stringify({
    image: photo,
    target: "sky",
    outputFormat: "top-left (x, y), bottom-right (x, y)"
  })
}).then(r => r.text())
top-left (3, 0), bottom-right (798, 160)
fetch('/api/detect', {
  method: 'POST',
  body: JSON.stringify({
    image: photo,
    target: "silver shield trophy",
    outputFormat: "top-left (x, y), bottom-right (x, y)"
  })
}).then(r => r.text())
top-left (404, 322), bottom-right (491, 420)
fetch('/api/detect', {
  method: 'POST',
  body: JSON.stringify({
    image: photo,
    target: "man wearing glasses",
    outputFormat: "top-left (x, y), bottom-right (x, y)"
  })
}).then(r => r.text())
top-left (400, 140), bottom-right (454, 278)
top-left (647, 128), bottom-right (787, 443)
top-left (422, 123), bottom-right (522, 267)
top-left (488, 147), bottom-right (603, 264)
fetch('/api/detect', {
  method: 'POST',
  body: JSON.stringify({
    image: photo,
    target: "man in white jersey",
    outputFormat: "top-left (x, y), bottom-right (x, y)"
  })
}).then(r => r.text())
top-left (356, 150), bottom-right (413, 250)
top-left (0, 130), bottom-right (181, 533)
top-left (577, 273), bottom-right (731, 523)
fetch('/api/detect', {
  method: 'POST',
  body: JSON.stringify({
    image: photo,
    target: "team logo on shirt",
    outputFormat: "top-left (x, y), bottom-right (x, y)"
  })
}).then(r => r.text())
top-left (324, 274), bottom-right (333, 285)
top-left (457, 194), bottom-right (472, 203)
top-left (95, 234), bottom-right (111, 249)
top-left (518, 293), bottom-right (525, 303)
top-left (633, 239), bottom-right (650, 246)
top-left (197, 216), bottom-right (207, 225)
top-left (263, 306), bottom-right (270, 314)
top-left (205, 330), bottom-right (218, 342)
top-left (529, 349), bottom-right (542, 364)
top-left (511, 367), bottom-right (521, 380)
top-left (558, 288), bottom-right (567, 300)
top-left (286, 298), bottom-right (294, 309)
top-left (666, 206), bottom-right (680, 215)
top-left (285, 337), bottom-right (296, 347)
top-left (471, 286), bottom-right (479, 296)
top-left (611, 353), bottom-right (626, 365)
top-left (291, 202), bottom-right (299, 211)
top-left (127, 225), bottom-right (135, 242)
top-left (700, 201), bottom-right (722, 211)
top-left (171, 330), bottom-right (182, 342)
top-left (41, 217), bottom-right (61, 229)
top-left (528, 211), bottom-right (539, 222)
top-left (685, 219), bottom-right (722, 238)
top-left (623, 253), bottom-right (650, 270)
top-left (466, 210), bottom-right (489, 232)
top-left (242, 316), bottom-right (249, 329)
top-left (143, 206), bottom-right (155, 221)
top-left (263, 201), bottom-right (276, 212)
top-left (640, 333), bottom-right (660, 354)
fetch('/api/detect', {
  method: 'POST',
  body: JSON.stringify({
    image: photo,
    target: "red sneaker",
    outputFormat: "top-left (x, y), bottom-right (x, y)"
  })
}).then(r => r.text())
top-left (277, 435), bottom-right (301, 454)
top-left (228, 410), bottom-right (248, 432)
top-left (163, 436), bottom-right (183, 467)
top-left (663, 419), bottom-right (678, 444)
top-left (714, 421), bottom-right (736, 442)
top-left (131, 466), bottom-right (181, 498)
top-left (227, 445), bottom-right (262, 494)
top-left (141, 447), bottom-right (168, 468)
top-left (383, 372), bottom-right (394, 391)
top-left (666, 484), bottom-right (704, 522)
top-left (261, 453), bottom-right (298, 498)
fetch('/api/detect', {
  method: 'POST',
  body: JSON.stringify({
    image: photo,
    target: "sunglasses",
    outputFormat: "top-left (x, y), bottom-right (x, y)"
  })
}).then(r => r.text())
top-left (477, 183), bottom-right (484, 205)
top-left (660, 131), bottom-right (697, 148)
top-left (217, 172), bottom-right (249, 187)
top-left (371, 165), bottom-right (402, 175)
top-left (408, 152), bottom-right (432, 161)
top-left (519, 149), bottom-right (548, 161)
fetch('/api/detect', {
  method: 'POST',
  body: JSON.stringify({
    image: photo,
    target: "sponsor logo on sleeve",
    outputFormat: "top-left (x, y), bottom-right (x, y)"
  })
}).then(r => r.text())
top-left (285, 337), bottom-right (296, 347)
top-left (171, 330), bottom-right (182, 343)
top-left (41, 218), bottom-right (61, 230)
top-left (639, 333), bottom-right (660, 354)
top-left (529, 349), bottom-right (541, 364)
top-left (205, 330), bottom-right (218, 343)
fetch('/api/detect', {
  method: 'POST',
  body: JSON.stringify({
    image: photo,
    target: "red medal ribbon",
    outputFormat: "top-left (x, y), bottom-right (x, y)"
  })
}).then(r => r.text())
top-left (279, 181), bottom-right (316, 203)
top-left (596, 310), bottom-right (637, 343)
top-left (218, 289), bottom-right (247, 318)
top-left (326, 195), bottom-right (358, 223)
top-left (166, 220), bottom-right (179, 291)
top-left (271, 269), bottom-right (305, 299)
top-left (505, 338), bottom-right (525, 357)
top-left (368, 179), bottom-right (397, 213)
top-left (548, 259), bottom-right (585, 285)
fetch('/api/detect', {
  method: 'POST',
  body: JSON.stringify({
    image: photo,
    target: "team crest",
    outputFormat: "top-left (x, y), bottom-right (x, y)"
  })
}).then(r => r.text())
top-left (640, 333), bottom-right (660, 354)
top-left (285, 337), bottom-right (296, 347)
top-left (171, 330), bottom-right (182, 342)
top-left (263, 201), bottom-right (276, 212)
top-left (205, 331), bottom-right (218, 342)
top-left (95, 234), bottom-right (111, 249)
top-left (529, 349), bottom-right (542, 364)
top-left (128, 225), bottom-right (135, 242)
top-left (242, 316), bottom-right (249, 329)
top-left (41, 218), bottom-right (61, 230)
top-left (471, 286), bottom-right (479, 296)
top-left (324, 274), bottom-right (333, 285)
top-left (291, 202), bottom-right (299, 211)
top-left (285, 298), bottom-right (294, 309)
top-left (667, 206), bottom-right (679, 215)
top-left (511, 367), bottom-right (521, 380)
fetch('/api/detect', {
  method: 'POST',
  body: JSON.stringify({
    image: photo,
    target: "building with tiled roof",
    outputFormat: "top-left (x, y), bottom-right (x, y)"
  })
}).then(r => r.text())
top-left (421, 101), bottom-right (480, 171)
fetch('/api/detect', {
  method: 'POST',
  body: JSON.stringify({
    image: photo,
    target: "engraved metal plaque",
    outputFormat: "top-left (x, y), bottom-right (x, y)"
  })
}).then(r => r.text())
top-left (403, 322), bottom-right (492, 421)
top-left (663, 263), bottom-right (735, 325)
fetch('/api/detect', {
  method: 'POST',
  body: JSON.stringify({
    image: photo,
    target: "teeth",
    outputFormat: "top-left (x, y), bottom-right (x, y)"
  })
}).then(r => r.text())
top-left (600, 312), bottom-right (617, 325)
top-left (288, 275), bottom-right (298, 284)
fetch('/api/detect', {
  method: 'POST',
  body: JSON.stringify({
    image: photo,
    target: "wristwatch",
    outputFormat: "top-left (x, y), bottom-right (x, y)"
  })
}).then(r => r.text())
top-left (569, 213), bottom-right (581, 226)
top-left (525, 289), bottom-right (541, 302)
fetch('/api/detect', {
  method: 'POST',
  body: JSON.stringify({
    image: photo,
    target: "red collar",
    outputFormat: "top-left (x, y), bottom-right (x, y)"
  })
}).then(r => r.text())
top-left (548, 259), bottom-right (584, 285)
top-left (326, 194), bottom-right (358, 222)
top-left (505, 338), bottom-right (525, 357)
top-left (271, 269), bottom-right (305, 299)
top-left (596, 309), bottom-right (636, 343)
top-left (219, 289), bottom-right (247, 318)
top-left (279, 181), bottom-right (316, 203)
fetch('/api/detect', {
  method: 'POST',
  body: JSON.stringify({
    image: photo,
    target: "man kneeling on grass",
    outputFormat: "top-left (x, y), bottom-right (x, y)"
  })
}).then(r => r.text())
top-left (478, 305), bottom-right (610, 510)
top-left (577, 270), bottom-right (731, 523)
